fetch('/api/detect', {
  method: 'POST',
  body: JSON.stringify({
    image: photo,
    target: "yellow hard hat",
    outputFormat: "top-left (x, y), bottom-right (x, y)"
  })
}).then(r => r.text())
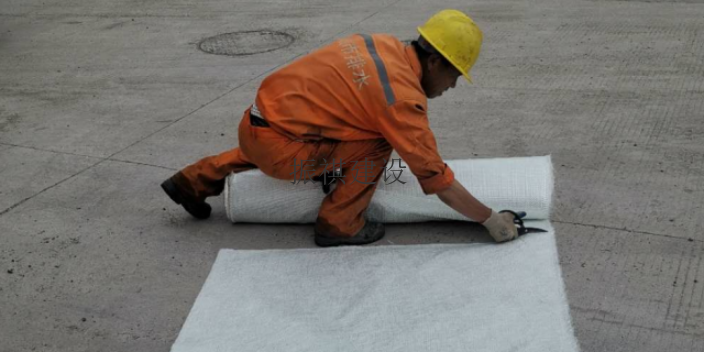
top-left (417, 9), bottom-right (483, 83)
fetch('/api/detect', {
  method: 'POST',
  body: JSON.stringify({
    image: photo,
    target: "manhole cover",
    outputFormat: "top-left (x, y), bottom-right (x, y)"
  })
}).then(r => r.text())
top-left (198, 30), bottom-right (295, 56)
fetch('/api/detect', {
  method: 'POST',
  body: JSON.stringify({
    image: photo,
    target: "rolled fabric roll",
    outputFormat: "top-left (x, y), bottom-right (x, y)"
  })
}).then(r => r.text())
top-left (224, 155), bottom-right (553, 223)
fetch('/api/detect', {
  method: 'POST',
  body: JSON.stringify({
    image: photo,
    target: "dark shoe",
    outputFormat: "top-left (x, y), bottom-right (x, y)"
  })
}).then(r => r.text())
top-left (161, 178), bottom-right (211, 219)
top-left (314, 221), bottom-right (385, 247)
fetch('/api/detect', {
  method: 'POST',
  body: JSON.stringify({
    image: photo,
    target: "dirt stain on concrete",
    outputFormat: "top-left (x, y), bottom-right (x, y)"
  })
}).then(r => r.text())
top-left (0, 111), bottom-right (21, 133)
top-left (102, 21), bottom-right (127, 31)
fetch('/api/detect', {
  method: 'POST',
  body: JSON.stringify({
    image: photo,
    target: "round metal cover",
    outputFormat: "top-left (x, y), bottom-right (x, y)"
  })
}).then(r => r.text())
top-left (198, 30), bottom-right (295, 56)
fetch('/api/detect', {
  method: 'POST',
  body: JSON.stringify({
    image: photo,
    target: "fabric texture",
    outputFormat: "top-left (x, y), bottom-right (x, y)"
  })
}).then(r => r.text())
top-left (225, 156), bottom-right (553, 223)
top-left (171, 222), bottom-right (579, 352)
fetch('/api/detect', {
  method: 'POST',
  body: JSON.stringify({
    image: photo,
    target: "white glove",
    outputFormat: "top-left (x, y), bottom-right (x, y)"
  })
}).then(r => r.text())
top-left (481, 210), bottom-right (519, 243)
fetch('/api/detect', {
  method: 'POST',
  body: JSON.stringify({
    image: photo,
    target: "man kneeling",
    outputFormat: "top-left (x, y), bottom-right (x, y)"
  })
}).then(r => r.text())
top-left (161, 9), bottom-right (520, 247)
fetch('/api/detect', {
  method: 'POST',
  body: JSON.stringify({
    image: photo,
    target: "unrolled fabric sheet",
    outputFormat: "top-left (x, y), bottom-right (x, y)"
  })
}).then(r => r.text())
top-left (171, 155), bottom-right (580, 351)
top-left (225, 156), bottom-right (553, 223)
top-left (171, 223), bottom-right (580, 352)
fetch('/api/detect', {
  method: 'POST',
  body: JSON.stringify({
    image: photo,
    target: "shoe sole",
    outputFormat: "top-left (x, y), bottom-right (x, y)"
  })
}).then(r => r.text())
top-left (314, 230), bottom-right (385, 247)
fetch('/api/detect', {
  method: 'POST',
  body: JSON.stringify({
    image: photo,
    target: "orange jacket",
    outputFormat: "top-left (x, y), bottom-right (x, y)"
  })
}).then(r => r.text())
top-left (254, 33), bottom-right (455, 195)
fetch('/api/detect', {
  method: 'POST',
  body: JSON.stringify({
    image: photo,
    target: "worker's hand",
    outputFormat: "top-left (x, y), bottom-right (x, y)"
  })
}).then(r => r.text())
top-left (481, 210), bottom-right (519, 243)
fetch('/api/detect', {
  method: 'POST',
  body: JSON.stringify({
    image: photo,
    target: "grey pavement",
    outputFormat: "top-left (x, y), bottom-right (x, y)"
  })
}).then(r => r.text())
top-left (1, 0), bottom-right (703, 351)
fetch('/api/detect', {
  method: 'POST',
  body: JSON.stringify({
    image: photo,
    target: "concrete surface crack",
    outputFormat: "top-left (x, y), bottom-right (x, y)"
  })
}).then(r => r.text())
top-left (109, 158), bottom-right (178, 171)
top-left (0, 141), bottom-right (101, 159)
top-left (553, 220), bottom-right (701, 243)
top-left (0, 161), bottom-right (102, 216)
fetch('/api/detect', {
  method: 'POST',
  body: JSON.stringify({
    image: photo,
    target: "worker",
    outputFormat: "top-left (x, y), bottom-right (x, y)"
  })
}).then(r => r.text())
top-left (161, 9), bottom-right (522, 247)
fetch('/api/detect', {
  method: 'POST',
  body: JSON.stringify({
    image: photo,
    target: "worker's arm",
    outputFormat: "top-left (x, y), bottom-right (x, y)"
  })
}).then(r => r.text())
top-left (376, 100), bottom-right (455, 194)
top-left (377, 100), bottom-right (518, 242)
top-left (435, 179), bottom-right (491, 222)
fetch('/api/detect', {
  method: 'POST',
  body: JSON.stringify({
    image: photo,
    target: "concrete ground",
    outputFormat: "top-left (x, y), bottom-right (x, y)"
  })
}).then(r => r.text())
top-left (1, 0), bottom-right (703, 350)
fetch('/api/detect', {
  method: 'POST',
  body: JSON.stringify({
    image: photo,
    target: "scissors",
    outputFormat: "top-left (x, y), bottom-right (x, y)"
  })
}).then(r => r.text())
top-left (499, 210), bottom-right (548, 236)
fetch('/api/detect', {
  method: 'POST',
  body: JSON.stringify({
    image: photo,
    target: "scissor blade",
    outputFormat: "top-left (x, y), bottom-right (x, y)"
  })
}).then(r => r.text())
top-left (518, 227), bottom-right (548, 235)
top-left (524, 227), bottom-right (548, 234)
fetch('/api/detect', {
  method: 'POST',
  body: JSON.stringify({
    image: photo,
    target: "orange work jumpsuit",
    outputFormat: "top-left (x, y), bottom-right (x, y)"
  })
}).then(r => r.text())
top-left (171, 33), bottom-right (455, 237)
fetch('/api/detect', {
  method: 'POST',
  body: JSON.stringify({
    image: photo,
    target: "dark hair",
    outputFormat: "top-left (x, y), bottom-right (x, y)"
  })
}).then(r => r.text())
top-left (411, 38), bottom-right (452, 67)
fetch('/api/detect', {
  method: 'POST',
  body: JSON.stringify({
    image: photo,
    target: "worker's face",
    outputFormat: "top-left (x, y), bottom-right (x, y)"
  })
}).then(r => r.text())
top-left (422, 54), bottom-right (462, 99)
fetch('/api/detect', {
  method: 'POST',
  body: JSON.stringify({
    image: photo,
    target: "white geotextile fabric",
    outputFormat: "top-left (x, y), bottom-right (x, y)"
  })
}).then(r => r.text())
top-left (173, 155), bottom-right (579, 351)
top-left (170, 222), bottom-right (580, 352)
top-left (225, 156), bottom-right (554, 223)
